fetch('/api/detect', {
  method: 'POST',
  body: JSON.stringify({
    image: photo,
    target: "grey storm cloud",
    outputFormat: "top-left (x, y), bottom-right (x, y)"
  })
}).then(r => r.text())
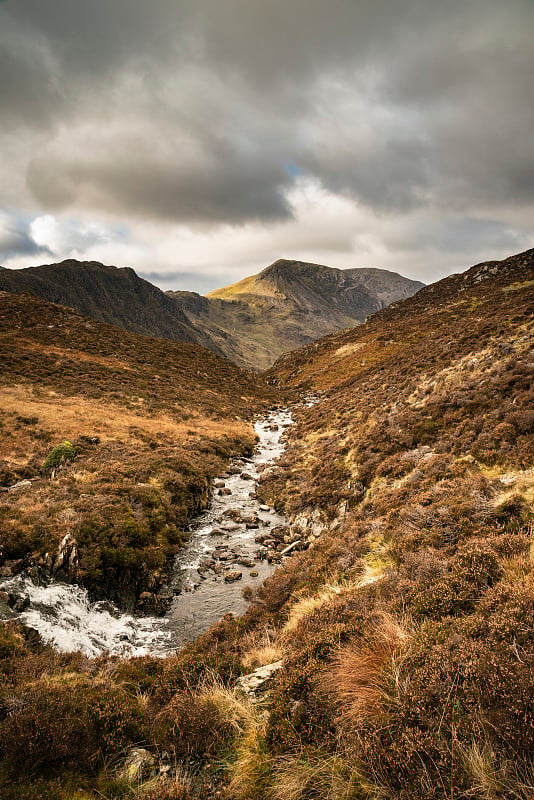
top-left (0, 214), bottom-right (50, 259)
top-left (0, 0), bottom-right (533, 233)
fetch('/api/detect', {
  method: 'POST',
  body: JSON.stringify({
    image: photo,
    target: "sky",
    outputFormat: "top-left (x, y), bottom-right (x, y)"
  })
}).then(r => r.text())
top-left (1, 0), bottom-right (533, 293)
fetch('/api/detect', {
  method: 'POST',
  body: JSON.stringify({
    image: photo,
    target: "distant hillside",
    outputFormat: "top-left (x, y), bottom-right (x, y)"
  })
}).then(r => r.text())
top-left (0, 260), bottom-right (222, 354)
top-left (170, 259), bottom-right (424, 369)
top-left (1, 258), bottom-right (423, 371)
top-left (0, 290), bottom-right (279, 609)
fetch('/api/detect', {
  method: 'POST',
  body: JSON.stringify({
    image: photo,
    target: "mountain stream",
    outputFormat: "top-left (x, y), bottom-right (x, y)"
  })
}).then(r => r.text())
top-left (1, 408), bottom-right (292, 658)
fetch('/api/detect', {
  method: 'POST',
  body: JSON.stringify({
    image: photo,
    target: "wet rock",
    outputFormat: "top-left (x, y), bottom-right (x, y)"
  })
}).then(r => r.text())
top-left (214, 481), bottom-right (226, 489)
top-left (259, 504), bottom-right (270, 512)
top-left (258, 465), bottom-right (284, 481)
top-left (249, 570), bottom-right (259, 577)
top-left (0, 566), bottom-right (13, 579)
top-left (14, 596), bottom-right (30, 612)
top-left (226, 466), bottom-right (241, 475)
top-left (240, 472), bottom-right (254, 480)
top-left (224, 570), bottom-right (242, 583)
top-left (221, 522), bottom-right (239, 531)
top-left (53, 533), bottom-right (78, 574)
top-left (244, 518), bottom-right (260, 529)
top-left (238, 557), bottom-right (256, 569)
top-left (218, 488), bottom-right (232, 496)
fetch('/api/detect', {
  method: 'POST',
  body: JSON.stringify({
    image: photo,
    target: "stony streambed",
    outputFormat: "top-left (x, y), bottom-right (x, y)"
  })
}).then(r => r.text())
top-left (0, 407), bottom-right (296, 657)
top-left (164, 407), bottom-right (295, 645)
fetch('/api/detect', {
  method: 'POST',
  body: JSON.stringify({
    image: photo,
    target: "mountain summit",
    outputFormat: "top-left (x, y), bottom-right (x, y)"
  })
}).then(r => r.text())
top-left (175, 260), bottom-right (424, 369)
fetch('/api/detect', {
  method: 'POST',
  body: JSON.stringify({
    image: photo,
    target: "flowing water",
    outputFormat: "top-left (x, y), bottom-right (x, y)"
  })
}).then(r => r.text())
top-left (1, 408), bottom-right (292, 658)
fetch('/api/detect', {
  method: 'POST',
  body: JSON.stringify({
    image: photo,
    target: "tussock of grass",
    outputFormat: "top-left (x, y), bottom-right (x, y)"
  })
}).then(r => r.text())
top-left (269, 751), bottom-right (368, 800)
top-left (324, 615), bottom-right (409, 727)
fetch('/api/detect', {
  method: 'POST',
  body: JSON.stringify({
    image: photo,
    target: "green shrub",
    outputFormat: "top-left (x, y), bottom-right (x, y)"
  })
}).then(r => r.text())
top-left (42, 440), bottom-right (76, 470)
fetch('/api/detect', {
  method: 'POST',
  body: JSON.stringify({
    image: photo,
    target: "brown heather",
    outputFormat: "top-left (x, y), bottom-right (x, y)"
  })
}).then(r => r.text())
top-left (0, 291), bottom-right (284, 606)
top-left (0, 249), bottom-right (533, 799)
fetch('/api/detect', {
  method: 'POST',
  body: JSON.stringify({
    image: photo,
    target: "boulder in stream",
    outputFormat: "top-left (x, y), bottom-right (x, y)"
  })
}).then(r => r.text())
top-left (224, 570), bottom-right (242, 582)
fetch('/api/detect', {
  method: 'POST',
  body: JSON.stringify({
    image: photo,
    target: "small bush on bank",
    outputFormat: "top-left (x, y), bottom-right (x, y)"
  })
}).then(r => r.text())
top-left (42, 440), bottom-right (77, 470)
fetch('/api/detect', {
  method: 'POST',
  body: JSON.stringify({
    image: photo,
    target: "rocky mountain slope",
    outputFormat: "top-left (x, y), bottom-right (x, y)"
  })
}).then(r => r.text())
top-left (0, 291), bottom-right (281, 610)
top-left (0, 260), bottom-right (223, 354)
top-left (171, 259), bottom-right (424, 369)
top-left (0, 258), bottom-right (423, 371)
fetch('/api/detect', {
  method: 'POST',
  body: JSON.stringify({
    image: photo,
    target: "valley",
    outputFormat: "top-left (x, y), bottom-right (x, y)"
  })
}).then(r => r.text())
top-left (0, 258), bottom-right (423, 371)
top-left (0, 249), bottom-right (533, 800)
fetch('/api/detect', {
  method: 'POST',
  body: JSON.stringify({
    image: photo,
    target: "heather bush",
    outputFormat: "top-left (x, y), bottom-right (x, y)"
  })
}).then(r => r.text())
top-left (0, 675), bottom-right (146, 775)
top-left (153, 691), bottom-right (233, 759)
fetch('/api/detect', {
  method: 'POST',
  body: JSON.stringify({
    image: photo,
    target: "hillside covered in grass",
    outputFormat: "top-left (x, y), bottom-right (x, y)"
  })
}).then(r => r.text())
top-left (0, 249), bottom-right (533, 800)
top-left (0, 291), bottom-right (281, 609)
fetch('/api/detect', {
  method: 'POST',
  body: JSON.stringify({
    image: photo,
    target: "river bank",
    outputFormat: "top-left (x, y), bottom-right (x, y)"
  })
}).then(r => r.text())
top-left (1, 406), bottom-right (300, 656)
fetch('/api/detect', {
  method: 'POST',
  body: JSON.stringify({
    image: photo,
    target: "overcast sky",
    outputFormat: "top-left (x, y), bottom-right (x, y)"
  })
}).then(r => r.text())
top-left (1, 0), bottom-right (533, 292)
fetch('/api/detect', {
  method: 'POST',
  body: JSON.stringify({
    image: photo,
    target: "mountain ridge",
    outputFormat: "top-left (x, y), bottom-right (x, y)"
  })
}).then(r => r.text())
top-left (0, 258), bottom-right (423, 371)
top-left (0, 259), bottom-right (223, 354)
top-left (174, 258), bottom-right (424, 369)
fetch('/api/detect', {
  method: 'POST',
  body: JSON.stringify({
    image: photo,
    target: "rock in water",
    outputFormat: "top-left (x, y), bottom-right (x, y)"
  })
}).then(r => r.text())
top-left (224, 570), bottom-right (242, 582)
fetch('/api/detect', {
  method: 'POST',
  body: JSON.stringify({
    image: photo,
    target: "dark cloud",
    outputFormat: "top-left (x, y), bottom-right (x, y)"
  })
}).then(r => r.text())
top-left (0, 0), bottom-right (532, 274)
top-left (0, 213), bottom-right (50, 260)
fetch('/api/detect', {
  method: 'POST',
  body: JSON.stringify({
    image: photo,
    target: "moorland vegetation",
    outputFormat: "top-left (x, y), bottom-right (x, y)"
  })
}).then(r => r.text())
top-left (0, 249), bottom-right (533, 799)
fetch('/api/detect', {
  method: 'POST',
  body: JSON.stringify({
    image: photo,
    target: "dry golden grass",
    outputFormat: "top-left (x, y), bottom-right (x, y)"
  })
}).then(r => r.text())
top-left (269, 752), bottom-right (369, 800)
top-left (0, 384), bottom-right (250, 445)
top-left (324, 614), bottom-right (409, 727)
top-left (241, 628), bottom-right (284, 670)
top-left (16, 338), bottom-right (134, 371)
top-left (196, 677), bottom-right (270, 800)
top-left (282, 568), bottom-right (384, 638)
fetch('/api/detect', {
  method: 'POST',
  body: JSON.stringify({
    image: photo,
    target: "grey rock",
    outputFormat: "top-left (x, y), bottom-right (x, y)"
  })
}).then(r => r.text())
top-left (237, 660), bottom-right (283, 695)
top-left (280, 540), bottom-right (301, 556)
top-left (9, 480), bottom-right (32, 493)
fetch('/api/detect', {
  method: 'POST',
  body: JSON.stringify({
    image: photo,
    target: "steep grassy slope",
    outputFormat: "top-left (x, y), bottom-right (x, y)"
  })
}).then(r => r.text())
top-left (0, 260), bottom-right (222, 353)
top-left (0, 291), bottom-right (281, 609)
top-left (234, 247), bottom-right (533, 799)
top-left (172, 259), bottom-right (424, 370)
